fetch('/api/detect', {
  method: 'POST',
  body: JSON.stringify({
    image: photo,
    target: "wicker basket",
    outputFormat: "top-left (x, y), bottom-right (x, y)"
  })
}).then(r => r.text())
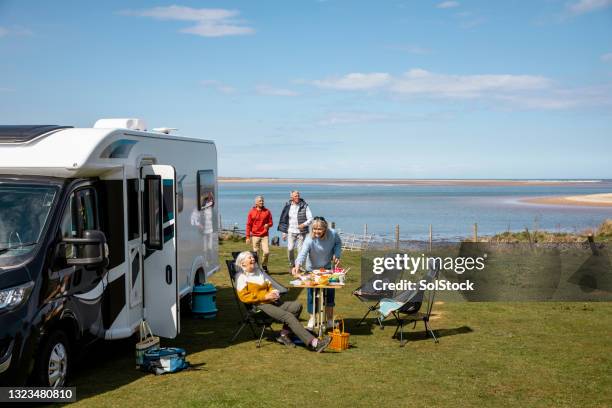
top-left (328, 317), bottom-right (350, 351)
top-left (136, 321), bottom-right (160, 369)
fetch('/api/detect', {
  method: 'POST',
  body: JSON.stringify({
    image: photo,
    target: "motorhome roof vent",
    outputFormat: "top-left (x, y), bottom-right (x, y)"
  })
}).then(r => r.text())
top-left (93, 118), bottom-right (147, 131)
top-left (152, 127), bottom-right (178, 135)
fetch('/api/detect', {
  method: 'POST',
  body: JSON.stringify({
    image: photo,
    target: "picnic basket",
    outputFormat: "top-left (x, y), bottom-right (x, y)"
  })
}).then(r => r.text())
top-left (328, 317), bottom-right (350, 351)
top-left (136, 320), bottom-right (160, 369)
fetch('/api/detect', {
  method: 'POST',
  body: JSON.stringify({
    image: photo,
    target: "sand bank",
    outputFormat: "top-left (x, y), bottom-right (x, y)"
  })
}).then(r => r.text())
top-left (524, 193), bottom-right (612, 207)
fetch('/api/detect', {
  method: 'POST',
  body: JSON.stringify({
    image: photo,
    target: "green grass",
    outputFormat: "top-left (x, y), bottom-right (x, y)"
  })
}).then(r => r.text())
top-left (487, 219), bottom-right (612, 243)
top-left (65, 241), bottom-right (612, 408)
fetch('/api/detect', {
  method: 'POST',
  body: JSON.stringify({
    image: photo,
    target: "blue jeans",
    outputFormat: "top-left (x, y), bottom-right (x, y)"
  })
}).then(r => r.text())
top-left (306, 288), bottom-right (336, 314)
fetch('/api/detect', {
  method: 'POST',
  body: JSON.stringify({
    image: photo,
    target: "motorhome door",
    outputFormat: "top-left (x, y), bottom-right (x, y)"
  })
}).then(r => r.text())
top-left (140, 165), bottom-right (179, 338)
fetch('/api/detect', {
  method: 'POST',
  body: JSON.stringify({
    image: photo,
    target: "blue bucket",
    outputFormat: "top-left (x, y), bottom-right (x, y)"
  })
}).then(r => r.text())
top-left (192, 283), bottom-right (218, 318)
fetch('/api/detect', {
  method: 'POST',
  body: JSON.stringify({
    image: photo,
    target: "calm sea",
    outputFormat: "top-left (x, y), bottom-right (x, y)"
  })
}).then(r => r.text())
top-left (219, 181), bottom-right (612, 241)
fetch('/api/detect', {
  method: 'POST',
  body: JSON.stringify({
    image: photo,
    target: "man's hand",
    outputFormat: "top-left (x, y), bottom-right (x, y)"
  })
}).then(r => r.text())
top-left (291, 266), bottom-right (301, 277)
top-left (282, 233), bottom-right (287, 241)
top-left (246, 237), bottom-right (250, 244)
top-left (263, 224), bottom-right (269, 230)
top-left (298, 223), bottom-right (305, 230)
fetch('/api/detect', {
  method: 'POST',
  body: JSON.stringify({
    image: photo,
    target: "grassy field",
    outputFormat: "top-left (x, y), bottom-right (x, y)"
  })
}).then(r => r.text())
top-left (66, 240), bottom-right (611, 408)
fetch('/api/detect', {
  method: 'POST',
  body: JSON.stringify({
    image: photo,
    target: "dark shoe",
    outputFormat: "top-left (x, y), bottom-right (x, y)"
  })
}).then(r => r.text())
top-left (314, 336), bottom-right (332, 353)
top-left (262, 265), bottom-right (269, 273)
top-left (276, 334), bottom-right (295, 348)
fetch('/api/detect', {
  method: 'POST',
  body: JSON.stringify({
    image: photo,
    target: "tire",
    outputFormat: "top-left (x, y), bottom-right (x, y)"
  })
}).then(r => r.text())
top-left (34, 330), bottom-right (71, 387)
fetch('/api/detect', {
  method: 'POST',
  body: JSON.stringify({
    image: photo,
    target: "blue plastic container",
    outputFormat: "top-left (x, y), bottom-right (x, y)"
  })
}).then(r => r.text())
top-left (191, 283), bottom-right (217, 318)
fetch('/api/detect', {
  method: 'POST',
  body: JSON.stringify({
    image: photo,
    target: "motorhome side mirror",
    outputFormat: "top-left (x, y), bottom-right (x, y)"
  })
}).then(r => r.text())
top-left (63, 230), bottom-right (109, 267)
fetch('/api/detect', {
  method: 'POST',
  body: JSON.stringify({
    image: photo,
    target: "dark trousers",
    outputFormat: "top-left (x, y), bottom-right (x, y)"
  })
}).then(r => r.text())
top-left (257, 301), bottom-right (314, 345)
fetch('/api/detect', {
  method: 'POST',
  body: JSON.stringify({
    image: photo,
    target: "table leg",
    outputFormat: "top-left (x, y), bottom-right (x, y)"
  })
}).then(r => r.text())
top-left (318, 289), bottom-right (326, 338)
top-left (312, 287), bottom-right (317, 334)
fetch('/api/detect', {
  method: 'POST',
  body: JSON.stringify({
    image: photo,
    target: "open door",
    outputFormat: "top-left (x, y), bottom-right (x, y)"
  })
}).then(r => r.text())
top-left (141, 165), bottom-right (179, 338)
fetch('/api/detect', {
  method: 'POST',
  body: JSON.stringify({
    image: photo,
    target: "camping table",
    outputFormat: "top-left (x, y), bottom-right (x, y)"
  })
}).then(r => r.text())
top-left (291, 282), bottom-right (345, 338)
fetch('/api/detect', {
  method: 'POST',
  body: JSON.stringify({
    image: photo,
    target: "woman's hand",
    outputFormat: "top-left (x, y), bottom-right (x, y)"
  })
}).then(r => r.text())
top-left (333, 256), bottom-right (341, 269)
top-left (265, 290), bottom-right (280, 301)
top-left (282, 233), bottom-right (287, 241)
top-left (291, 266), bottom-right (301, 277)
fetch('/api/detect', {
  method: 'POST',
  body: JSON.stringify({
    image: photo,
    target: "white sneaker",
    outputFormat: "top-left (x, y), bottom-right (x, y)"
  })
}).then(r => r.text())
top-left (306, 314), bottom-right (315, 330)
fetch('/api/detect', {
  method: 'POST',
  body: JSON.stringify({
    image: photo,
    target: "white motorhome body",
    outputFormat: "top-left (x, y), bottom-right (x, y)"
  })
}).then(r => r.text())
top-left (0, 120), bottom-right (219, 341)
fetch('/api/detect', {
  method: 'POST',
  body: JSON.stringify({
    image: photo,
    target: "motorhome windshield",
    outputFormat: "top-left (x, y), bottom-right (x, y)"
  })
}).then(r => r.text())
top-left (0, 184), bottom-right (58, 259)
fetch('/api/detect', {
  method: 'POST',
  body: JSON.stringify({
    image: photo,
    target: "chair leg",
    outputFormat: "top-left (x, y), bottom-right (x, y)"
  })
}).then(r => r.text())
top-left (391, 313), bottom-right (401, 338)
top-left (356, 308), bottom-right (373, 327)
top-left (230, 321), bottom-right (249, 343)
top-left (424, 319), bottom-right (439, 343)
top-left (356, 302), bottom-right (380, 327)
top-left (399, 321), bottom-right (407, 347)
top-left (256, 325), bottom-right (266, 348)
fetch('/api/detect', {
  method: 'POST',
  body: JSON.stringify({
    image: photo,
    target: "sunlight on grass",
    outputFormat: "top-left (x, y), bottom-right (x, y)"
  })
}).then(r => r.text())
top-left (67, 241), bottom-right (612, 408)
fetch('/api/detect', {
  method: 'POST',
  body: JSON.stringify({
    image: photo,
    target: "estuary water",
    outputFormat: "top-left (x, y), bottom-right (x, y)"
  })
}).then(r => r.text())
top-left (218, 181), bottom-right (612, 241)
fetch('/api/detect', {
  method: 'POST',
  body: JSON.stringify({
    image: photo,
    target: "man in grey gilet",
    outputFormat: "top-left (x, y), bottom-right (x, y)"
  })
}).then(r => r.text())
top-left (277, 190), bottom-right (313, 267)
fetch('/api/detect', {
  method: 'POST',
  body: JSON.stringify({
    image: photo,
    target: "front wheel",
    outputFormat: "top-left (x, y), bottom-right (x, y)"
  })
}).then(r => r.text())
top-left (34, 330), bottom-right (71, 387)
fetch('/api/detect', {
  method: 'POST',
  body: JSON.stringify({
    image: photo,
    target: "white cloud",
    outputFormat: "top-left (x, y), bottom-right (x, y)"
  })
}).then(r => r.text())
top-left (122, 5), bottom-right (254, 37)
top-left (255, 85), bottom-right (299, 96)
top-left (200, 80), bottom-right (236, 94)
top-left (567, 0), bottom-right (612, 15)
top-left (312, 73), bottom-right (391, 90)
top-left (436, 1), bottom-right (460, 9)
top-left (308, 68), bottom-right (612, 110)
top-left (601, 52), bottom-right (612, 62)
top-left (390, 69), bottom-right (551, 98)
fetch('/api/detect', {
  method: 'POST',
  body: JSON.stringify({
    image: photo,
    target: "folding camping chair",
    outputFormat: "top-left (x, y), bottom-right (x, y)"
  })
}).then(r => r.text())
top-left (376, 260), bottom-right (440, 347)
top-left (353, 262), bottom-right (402, 327)
top-left (226, 259), bottom-right (274, 347)
top-left (226, 254), bottom-right (289, 348)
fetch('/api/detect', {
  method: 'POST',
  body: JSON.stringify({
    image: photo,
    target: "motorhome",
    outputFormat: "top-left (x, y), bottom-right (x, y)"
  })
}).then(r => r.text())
top-left (0, 119), bottom-right (219, 386)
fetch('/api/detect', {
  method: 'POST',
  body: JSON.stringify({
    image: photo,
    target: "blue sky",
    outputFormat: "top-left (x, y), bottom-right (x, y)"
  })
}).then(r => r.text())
top-left (1, 0), bottom-right (611, 178)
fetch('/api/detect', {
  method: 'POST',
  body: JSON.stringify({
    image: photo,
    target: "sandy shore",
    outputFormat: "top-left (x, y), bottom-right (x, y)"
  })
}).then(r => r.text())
top-left (524, 193), bottom-right (612, 207)
top-left (219, 177), bottom-right (604, 187)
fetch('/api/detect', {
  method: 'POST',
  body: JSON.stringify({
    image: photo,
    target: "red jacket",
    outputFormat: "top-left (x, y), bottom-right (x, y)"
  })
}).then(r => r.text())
top-left (246, 207), bottom-right (273, 237)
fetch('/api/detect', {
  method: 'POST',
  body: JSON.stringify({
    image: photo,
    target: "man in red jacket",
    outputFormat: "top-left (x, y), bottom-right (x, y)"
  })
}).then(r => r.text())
top-left (246, 195), bottom-right (273, 271)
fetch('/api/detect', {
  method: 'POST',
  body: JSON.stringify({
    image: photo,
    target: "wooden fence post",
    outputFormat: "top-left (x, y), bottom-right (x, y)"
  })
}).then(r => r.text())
top-left (429, 224), bottom-right (433, 252)
top-left (395, 224), bottom-right (400, 249)
top-left (473, 223), bottom-right (478, 242)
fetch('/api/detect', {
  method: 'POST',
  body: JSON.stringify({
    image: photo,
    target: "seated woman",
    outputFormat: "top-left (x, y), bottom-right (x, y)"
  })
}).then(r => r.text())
top-left (234, 251), bottom-right (331, 352)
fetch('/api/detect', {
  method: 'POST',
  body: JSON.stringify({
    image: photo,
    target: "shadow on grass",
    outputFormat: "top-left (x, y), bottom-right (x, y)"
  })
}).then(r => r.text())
top-left (395, 325), bottom-right (474, 344)
top-left (67, 274), bottom-right (432, 401)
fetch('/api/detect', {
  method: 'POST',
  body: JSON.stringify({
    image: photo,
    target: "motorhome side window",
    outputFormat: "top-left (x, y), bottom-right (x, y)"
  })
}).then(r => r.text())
top-left (197, 170), bottom-right (215, 211)
top-left (144, 176), bottom-right (163, 250)
top-left (60, 188), bottom-right (98, 257)
top-left (61, 188), bottom-right (98, 238)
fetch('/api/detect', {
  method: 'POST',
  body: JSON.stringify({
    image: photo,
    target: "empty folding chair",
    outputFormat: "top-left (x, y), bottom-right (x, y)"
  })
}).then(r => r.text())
top-left (376, 260), bottom-right (440, 347)
top-left (353, 264), bottom-right (402, 327)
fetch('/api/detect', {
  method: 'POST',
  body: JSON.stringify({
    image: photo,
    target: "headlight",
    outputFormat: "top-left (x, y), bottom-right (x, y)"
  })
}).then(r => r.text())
top-left (0, 281), bottom-right (34, 311)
